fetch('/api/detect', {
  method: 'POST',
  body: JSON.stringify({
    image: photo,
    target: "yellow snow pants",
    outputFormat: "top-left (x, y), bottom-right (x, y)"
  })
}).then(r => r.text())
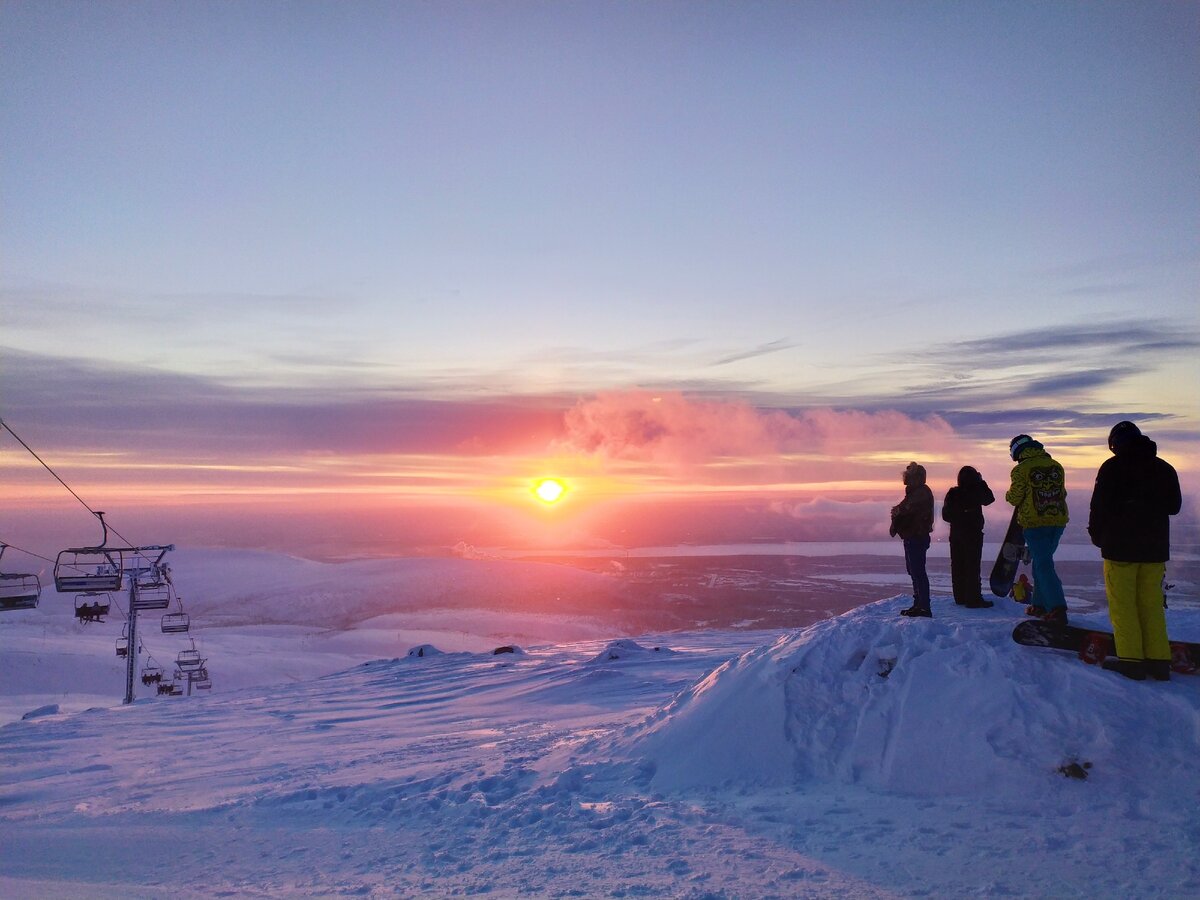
top-left (1104, 560), bottom-right (1170, 662)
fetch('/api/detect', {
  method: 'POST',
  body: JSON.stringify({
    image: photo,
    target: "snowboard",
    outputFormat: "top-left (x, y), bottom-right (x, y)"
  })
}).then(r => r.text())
top-left (989, 507), bottom-right (1027, 598)
top-left (1012, 620), bottom-right (1200, 674)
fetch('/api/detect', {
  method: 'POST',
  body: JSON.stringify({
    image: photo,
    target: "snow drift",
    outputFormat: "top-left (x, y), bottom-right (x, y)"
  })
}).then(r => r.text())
top-left (619, 598), bottom-right (1200, 801)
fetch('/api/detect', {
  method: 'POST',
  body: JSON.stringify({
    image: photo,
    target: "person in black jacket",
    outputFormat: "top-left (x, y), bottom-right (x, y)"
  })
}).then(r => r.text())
top-left (890, 462), bottom-right (935, 617)
top-left (942, 466), bottom-right (995, 609)
top-left (1087, 421), bottom-right (1183, 681)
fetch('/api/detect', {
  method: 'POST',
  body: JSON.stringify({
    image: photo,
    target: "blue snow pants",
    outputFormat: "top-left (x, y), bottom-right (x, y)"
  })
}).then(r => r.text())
top-left (1024, 525), bottom-right (1066, 611)
top-left (903, 535), bottom-right (931, 611)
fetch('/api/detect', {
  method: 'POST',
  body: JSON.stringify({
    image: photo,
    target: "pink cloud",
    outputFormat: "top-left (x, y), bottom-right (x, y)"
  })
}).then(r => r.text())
top-left (559, 391), bottom-right (958, 468)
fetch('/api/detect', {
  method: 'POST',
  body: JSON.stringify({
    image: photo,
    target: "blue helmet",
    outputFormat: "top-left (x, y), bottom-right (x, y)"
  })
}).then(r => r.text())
top-left (1009, 434), bottom-right (1034, 461)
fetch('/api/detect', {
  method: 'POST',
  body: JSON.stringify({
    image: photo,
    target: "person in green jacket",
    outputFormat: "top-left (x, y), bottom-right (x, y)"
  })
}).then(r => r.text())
top-left (1006, 434), bottom-right (1069, 623)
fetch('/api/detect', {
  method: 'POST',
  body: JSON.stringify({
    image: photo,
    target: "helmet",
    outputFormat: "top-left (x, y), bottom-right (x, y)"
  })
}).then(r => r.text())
top-left (1009, 434), bottom-right (1034, 461)
top-left (1108, 420), bottom-right (1141, 452)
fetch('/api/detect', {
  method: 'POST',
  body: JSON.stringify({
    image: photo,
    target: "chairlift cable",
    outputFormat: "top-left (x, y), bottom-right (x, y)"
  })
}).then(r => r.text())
top-left (0, 538), bottom-right (57, 566)
top-left (0, 417), bottom-right (138, 549)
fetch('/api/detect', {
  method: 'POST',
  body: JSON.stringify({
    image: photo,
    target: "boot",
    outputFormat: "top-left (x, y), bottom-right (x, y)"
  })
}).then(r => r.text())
top-left (1146, 659), bottom-right (1171, 682)
top-left (963, 598), bottom-right (994, 609)
top-left (1040, 607), bottom-right (1068, 626)
top-left (900, 606), bottom-right (932, 618)
top-left (1102, 658), bottom-right (1147, 681)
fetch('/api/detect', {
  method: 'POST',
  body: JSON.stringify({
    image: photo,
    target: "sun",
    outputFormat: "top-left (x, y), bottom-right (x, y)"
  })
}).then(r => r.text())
top-left (533, 477), bottom-right (566, 504)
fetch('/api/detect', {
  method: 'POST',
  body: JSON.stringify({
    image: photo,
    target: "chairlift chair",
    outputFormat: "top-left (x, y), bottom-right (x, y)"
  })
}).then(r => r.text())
top-left (54, 513), bottom-right (123, 593)
top-left (161, 612), bottom-right (190, 634)
top-left (131, 579), bottom-right (170, 611)
top-left (116, 636), bottom-right (129, 658)
top-left (74, 593), bottom-right (111, 623)
top-left (141, 663), bottom-right (164, 685)
top-left (176, 640), bottom-right (203, 672)
top-left (0, 544), bottom-right (41, 611)
top-left (158, 680), bottom-right (183, 697)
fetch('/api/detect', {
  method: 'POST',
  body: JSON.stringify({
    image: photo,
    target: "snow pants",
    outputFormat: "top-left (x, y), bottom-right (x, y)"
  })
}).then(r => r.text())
top-left (903, 535), bottom-right (931, 611)
top-left (1024, 526), bottom-right (1066, 611)
top-left (949, 530), bottom-right (984, 604)
top-left (1104, 560), bottom-right (1170, 662)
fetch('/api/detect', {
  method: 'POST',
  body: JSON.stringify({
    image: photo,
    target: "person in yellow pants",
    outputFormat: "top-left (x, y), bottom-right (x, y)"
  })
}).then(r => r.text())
top-left (1087, 421), bottom-right (1182, 681)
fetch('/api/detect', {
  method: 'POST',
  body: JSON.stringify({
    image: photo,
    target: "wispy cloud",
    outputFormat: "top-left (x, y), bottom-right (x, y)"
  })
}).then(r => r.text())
top-left (935, 321), bottom-right (1199, 361)
top-left (710, 339), bottom-right (795, 367)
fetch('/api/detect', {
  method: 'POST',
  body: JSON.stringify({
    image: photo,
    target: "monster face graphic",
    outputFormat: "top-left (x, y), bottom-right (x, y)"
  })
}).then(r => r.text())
top-left (1029, 465), bottom-right (1066, 518)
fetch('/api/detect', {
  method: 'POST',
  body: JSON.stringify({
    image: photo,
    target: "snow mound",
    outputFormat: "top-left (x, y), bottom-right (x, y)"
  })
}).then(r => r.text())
top-left (588, 639), bottom-right (675, 663)
top-left (20, 704), bottom-right (59, 721)
top-left (617, 598), bottom-right (1200, 800)
top-left (406, 644), bottom-right (444, 658)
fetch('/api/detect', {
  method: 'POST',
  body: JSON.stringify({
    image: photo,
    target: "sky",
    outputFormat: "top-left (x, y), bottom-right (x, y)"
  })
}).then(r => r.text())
top-left (2, 1), bottom-right (1198, 557)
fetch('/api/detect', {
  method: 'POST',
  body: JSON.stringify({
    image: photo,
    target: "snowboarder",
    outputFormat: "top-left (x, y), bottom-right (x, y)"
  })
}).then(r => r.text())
top-left (1087, 421), bottom-right (1182, 681)
top-left (890, 461), bottom-right (935, 618)
top-left (942, 465), bottom-right (995, 608)
top-left (1005, 435), bottom-right (1069, 623)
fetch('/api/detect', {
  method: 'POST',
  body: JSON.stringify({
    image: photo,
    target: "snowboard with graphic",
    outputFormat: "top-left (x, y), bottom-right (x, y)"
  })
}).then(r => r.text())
top-left (989, 507), bottom-right (1027, 598)
top-left (1012, 620), bottom-right (1200, 674)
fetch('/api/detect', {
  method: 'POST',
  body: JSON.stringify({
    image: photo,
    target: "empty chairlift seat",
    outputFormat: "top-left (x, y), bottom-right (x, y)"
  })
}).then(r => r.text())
top-left (0, 573), bottom-right (40, 611)
top-left (161, 612), bottom-right (190, 634)
top-left (0, 545), bottom-right (40, 610)
top-left (176, 640), bottom-right (204, 672)
top-left (54, 548), bottom-right (123, 593)
top-left (131, 579), bottom-right (170, 610)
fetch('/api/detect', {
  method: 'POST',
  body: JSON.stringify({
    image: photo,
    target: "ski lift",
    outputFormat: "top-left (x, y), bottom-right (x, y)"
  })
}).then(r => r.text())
top-left (54, 513), bottom-right (124, 593)
top-left (141, 660), bottom-right (164, 685)
top-left (116, 635), bottom-right (129, 658)
top-left (194, 667), bottom-right (212, 691)
top-left (0, 543), bottom-right (41, 611)
top-left (158, 679), bottom-right (183, 697)
top-left (176, 639), bottom-right (204, 672)
top-left (160, 583), bottom-right (190, 633)
top-left (74, 593), bottom-right (111, 623)
top-left (131, 578), bottom-right (170, 611)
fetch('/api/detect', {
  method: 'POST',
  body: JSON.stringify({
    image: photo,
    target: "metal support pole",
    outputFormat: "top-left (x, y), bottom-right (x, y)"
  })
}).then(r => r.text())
top-left (124, 578), bottom-right (138, 705)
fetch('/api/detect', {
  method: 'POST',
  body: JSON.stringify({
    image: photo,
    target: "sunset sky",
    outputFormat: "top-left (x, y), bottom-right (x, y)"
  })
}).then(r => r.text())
top-left (2, 2), bottom-right (1197, 558)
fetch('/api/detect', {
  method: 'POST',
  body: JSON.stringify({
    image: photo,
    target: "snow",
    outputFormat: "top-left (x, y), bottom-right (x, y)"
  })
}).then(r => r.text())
top-left (2, 550), bottom-right (1199, 898)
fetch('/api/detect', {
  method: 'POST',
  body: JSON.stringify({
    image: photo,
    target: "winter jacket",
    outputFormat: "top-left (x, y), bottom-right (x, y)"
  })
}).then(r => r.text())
top-left (1005, 442), bottom-right (1068, 529)
top-left (942, 466), bottom-right (995, 536)
top-left (890, 463), bottom-right (935, 540)
top-left (1088, 434), bottom-right (1181, 562)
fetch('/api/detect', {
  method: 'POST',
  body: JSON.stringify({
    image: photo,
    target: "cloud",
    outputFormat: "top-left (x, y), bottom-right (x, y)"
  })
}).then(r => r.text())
top-left (0, 348), bottom-right (565, 460)
top-left (936, 320), bottom-right (1200, 361)
top-left (710, 339), bottom-right (795, 367)
top-left (558, 390), bottom-right (957, 467)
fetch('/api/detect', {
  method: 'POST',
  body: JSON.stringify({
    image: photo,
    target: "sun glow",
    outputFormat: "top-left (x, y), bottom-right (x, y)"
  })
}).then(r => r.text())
top-left (534, 477), bottom-right (566, 504)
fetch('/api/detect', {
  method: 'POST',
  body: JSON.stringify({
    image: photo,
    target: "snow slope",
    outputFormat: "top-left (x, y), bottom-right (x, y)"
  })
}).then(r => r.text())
top-left (2, 576), bottom-right (1199, 898)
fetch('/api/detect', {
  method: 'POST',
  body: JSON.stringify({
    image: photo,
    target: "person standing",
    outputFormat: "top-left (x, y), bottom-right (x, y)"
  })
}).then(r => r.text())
top-left (942, 466), bottom-right (995, 608)
top-left (1087, 421), bottom-right (1182, 681)
top-left (1006, 435), bottom-right (1069, 623)
top-left (890, 461), bottom-right (935, 617)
